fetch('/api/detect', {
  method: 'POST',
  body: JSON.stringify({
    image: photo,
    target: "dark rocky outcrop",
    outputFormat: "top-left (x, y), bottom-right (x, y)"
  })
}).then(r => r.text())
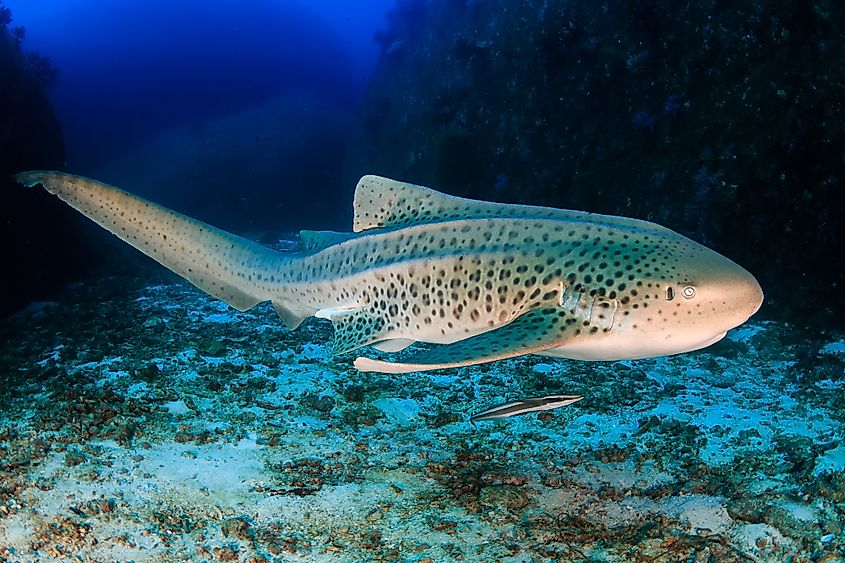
top-left (354, 0), bottom-right (845, 326)
top-left (0, 21), bottom-right (90, 317)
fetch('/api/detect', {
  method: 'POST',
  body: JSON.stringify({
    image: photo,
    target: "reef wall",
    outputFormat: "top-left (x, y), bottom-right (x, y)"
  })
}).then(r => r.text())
top-left (355, 0), bottom-right (845, 326)
top-left (0, 17), bottom-right (88, 318)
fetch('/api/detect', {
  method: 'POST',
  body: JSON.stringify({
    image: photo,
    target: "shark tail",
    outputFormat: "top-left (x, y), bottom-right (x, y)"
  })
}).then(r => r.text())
top-left (15, 171), bottom-right (310, 327)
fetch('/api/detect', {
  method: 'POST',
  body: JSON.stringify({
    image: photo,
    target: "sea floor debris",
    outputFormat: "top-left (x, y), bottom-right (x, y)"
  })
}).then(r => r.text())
top-left (0, 242), bottom-right (843, 562)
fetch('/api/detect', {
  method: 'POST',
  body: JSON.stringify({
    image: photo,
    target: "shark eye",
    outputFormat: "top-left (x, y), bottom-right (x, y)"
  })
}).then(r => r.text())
top-left (682, 286), bottom-right (696, 299)
top-left (665, 287), bottom-right (675, 301)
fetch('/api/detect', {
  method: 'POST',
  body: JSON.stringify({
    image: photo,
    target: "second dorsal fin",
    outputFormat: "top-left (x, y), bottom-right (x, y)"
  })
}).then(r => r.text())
top-left (299, 230), bottom-right (358, 252)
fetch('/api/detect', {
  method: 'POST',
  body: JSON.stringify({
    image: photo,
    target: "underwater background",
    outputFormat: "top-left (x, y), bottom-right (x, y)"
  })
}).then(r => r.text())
top-left (0, 0), bottom-right (843, 561)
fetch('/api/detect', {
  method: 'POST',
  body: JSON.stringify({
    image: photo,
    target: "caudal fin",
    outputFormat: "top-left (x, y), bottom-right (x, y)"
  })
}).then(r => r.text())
top-left (16, 171), bottom-right (304, 322)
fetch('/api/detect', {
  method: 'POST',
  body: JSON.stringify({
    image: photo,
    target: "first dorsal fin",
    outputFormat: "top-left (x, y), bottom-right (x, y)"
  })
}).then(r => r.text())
top-left (353, 175), bottom-right (456, 232)
top-left (352, 175), bottom-right (663, 234)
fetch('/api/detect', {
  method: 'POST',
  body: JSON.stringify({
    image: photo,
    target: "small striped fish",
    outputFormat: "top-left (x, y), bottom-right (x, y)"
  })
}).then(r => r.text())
top-left (470, 394), bottom-right (584, 422)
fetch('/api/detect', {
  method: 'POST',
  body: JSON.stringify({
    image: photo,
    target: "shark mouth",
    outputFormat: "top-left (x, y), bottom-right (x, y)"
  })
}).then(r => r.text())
top-left (693, 331), bottom-right (728, 351)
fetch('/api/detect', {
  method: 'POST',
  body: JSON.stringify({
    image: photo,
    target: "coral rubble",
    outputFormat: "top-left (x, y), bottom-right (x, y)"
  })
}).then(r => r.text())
top-left (0, 239), bottom-right (842, 561)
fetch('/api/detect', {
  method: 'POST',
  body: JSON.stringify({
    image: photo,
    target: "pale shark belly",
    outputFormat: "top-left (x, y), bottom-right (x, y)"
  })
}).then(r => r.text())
top-left (538, 327), bottom-right (729, 360)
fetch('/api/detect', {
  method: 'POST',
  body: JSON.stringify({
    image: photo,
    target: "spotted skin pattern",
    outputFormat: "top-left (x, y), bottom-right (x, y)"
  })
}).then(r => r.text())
top-left (15, 171), bottom-right (763, 373)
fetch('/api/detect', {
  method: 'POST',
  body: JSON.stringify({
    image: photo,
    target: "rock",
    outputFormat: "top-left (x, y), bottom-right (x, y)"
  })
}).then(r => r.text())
top-left (201, 340), bottom-right (227, 357)
top-left (372, 398), bottom-right (420, 425)
top-left (634, 415), bottom-right (661, 436)
top-left (479, 485), bottom-right (531, 512)
top-left (340, 404), bottom-right (384, 428)
top-left (352, 0), bottom-right (845, 325)
top-left (213, 546), bottom-right (239, 561)
top-left (64, 450), bottom-right (85, 467)
top-left (342, 385), bottom-right (366, 402)
top-left (707, 338), bottom-right (749, 360)
top-left (302, 393), bottom-right (336, 414)
top-left (427, 411), bottom-right (461, 428)
top-left (763, 502), bottom-right (820, 540)
top-left (221, 517), bottom-right (252, 541)
top-left (142, 317), bottom-right (165, 330)
top-left (727, 497), bottom-right (767, 524)
top-left (0, 24), bottom-right (92, 317)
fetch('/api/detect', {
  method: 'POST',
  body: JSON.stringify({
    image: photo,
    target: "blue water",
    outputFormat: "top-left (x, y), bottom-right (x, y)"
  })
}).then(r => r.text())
top-left (5, 0), bottom-right (392, 173)
top-left (1, 1), bottom-right (843, 559)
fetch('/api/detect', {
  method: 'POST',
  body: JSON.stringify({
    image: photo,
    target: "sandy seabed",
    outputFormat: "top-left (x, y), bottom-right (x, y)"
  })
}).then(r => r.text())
top-left (0, 242), bottom-right (843, 562)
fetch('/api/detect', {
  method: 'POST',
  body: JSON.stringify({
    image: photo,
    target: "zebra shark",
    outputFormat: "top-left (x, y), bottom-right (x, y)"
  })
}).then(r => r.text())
top-left (15, 171), bottom-right (763, 374)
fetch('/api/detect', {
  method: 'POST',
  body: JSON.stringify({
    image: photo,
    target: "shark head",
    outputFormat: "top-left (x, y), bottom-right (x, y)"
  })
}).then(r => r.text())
top-left (544, 230), bottom-right (764, 362)
top-left (680, 240), bottom-right (763, 328)
top-left (654, 240), bottom-right (764, 352)
top-left (605, 237), bottom-right (763, 359)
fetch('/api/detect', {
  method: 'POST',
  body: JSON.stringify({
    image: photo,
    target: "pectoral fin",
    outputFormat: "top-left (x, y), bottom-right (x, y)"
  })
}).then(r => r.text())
top-left (354, 307), bottom-right (576, 373)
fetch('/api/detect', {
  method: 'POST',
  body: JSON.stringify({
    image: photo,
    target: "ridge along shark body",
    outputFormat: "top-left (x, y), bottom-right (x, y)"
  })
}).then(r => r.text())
top-left (15, 171), bottom-right (763, 374)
